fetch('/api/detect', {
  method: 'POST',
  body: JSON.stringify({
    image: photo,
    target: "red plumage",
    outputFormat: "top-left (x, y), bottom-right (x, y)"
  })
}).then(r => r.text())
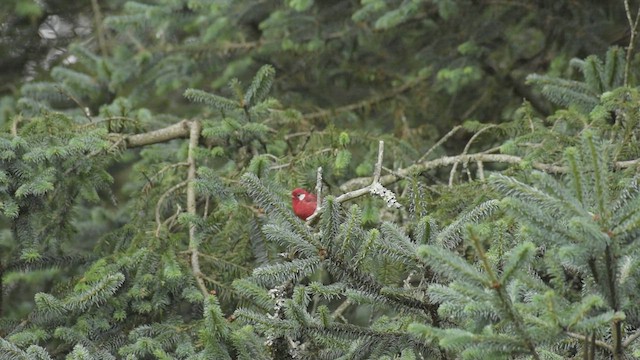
top-left (291, 188), bottom-right (317, 220)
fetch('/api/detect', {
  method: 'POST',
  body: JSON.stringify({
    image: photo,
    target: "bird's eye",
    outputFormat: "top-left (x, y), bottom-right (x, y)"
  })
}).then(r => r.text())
top-left (297, 193), bottom-right (305, 201)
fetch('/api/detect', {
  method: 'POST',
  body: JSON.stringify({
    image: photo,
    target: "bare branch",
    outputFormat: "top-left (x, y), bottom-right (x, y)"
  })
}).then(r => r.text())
top-left (312, 166), bottom-right (323, 219)
top-left (450, 125), bottom-right (496, 186)
top-left (624, 0), bottom-right (640, 86)
top-left (566, 331), bottom-right (613, 352)
top-left (155, 180), bottom-right (188, 237)
top-left (332, 299), bottom-right (352, 322)
top-left (307, 140), bottom-right (401, 221)
top-left (373, 140), bottom-right (384, 183)
top-left (118, 120), bottom-right (191, 148)
top-left (623, 328), bottom-right (640, 348)
top-left (341, 153), bottom-right (566, 192)
top-left (142, 162), bottom-right (189, 193)
top-left (11, 115), bottom-right (21, 136)
top-left (187, 120), bottom-right (208, 297)
top-left (417, 125), bottom-right (462, 163)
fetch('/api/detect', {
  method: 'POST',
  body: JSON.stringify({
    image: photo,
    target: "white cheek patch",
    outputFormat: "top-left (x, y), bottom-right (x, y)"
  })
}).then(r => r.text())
top-left (298, 193), bottom-right (306, 201)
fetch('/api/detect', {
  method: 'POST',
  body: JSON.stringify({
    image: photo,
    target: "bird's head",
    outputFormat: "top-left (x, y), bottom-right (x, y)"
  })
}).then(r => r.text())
top-left (291, 188), bottom-right (310, 202)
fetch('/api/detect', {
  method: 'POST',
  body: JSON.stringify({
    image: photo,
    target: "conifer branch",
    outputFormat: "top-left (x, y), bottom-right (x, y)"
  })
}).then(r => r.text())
top-left (301, 322), bottom-right (432, 355)
top-left (469, 229), bottom-right (541, 360)
top-left (187, 120), bottom-right (208, 297)
top-left (79, 116), bottom-right (138, 129)
top-left (605, 244), bottom-right (623, 359)
top-left (64, 136), bottom-right (125, 176)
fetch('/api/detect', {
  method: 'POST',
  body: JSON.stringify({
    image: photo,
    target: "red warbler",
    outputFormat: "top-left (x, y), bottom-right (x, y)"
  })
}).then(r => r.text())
top-left (291, 188), bottom-right (317, 220)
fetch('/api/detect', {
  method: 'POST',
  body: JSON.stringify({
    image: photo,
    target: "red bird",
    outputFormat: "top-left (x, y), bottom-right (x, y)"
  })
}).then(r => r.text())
top-left (291, 188), bottom-right (317, 220)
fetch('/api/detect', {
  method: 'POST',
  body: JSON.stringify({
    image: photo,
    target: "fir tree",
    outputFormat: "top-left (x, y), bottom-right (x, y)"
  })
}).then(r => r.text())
top-left (1, 0), bottom-right (640, 359)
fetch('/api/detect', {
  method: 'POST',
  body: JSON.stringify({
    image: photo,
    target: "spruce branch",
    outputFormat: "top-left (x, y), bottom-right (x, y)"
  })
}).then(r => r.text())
top-left (187, 120), bottom-right (208, 297)
top-left (63, 135), bottom-right (124, 177)
top-left (468, 228), bottom-right (541, 360)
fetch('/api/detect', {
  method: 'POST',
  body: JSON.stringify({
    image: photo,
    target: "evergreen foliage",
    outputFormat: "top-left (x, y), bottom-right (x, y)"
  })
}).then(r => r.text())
top-left (1, 0), bottom-right (640, 359)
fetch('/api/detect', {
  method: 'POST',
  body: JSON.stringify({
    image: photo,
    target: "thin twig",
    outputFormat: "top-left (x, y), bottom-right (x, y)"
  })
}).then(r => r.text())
top-left (312, 167), bottom-right (323, 218)
top-left (450, 125), bottom-right (496, 186)
top-left (566, 331), bottom-right (613, 352)
top-left (10, 116), bottom-right (21, 136)
top-left (55, 85), bottom-right (92, 122)
top-left (624, 0), bottom-right (640, 86)
top-left (119, 120), bottom-right (191, 148)
top-left (306, 141), bottom-right (392, 222)
top-left (155, 180), bottom-right (188, 236)
top-left (142, 162), bottom-right (189, 193)
top-left (373, 140), bottom-right (384, 183)
top-left (332, 299), bottom-right (352, 322)
top-left (417, 125), bottom-right (462, 163)
top-left (623, 328), bottom-right (640, 347)
top-left (187, 121), bottom-right (208, 297)
top-left (340, 153), bottom-right (567, 192)
top-left (476, 160), bottom-right (485, 181)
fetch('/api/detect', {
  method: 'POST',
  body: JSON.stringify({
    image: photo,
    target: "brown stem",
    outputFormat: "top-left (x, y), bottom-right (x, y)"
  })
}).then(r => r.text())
top-left (119, 120), bottom-right (191, 148)
top-left (187, 121), bottom-right (208, 297)
top-left (623, 0), bottom-right (640, 86)
top-left (340, 153), bottom-right (566, 192)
